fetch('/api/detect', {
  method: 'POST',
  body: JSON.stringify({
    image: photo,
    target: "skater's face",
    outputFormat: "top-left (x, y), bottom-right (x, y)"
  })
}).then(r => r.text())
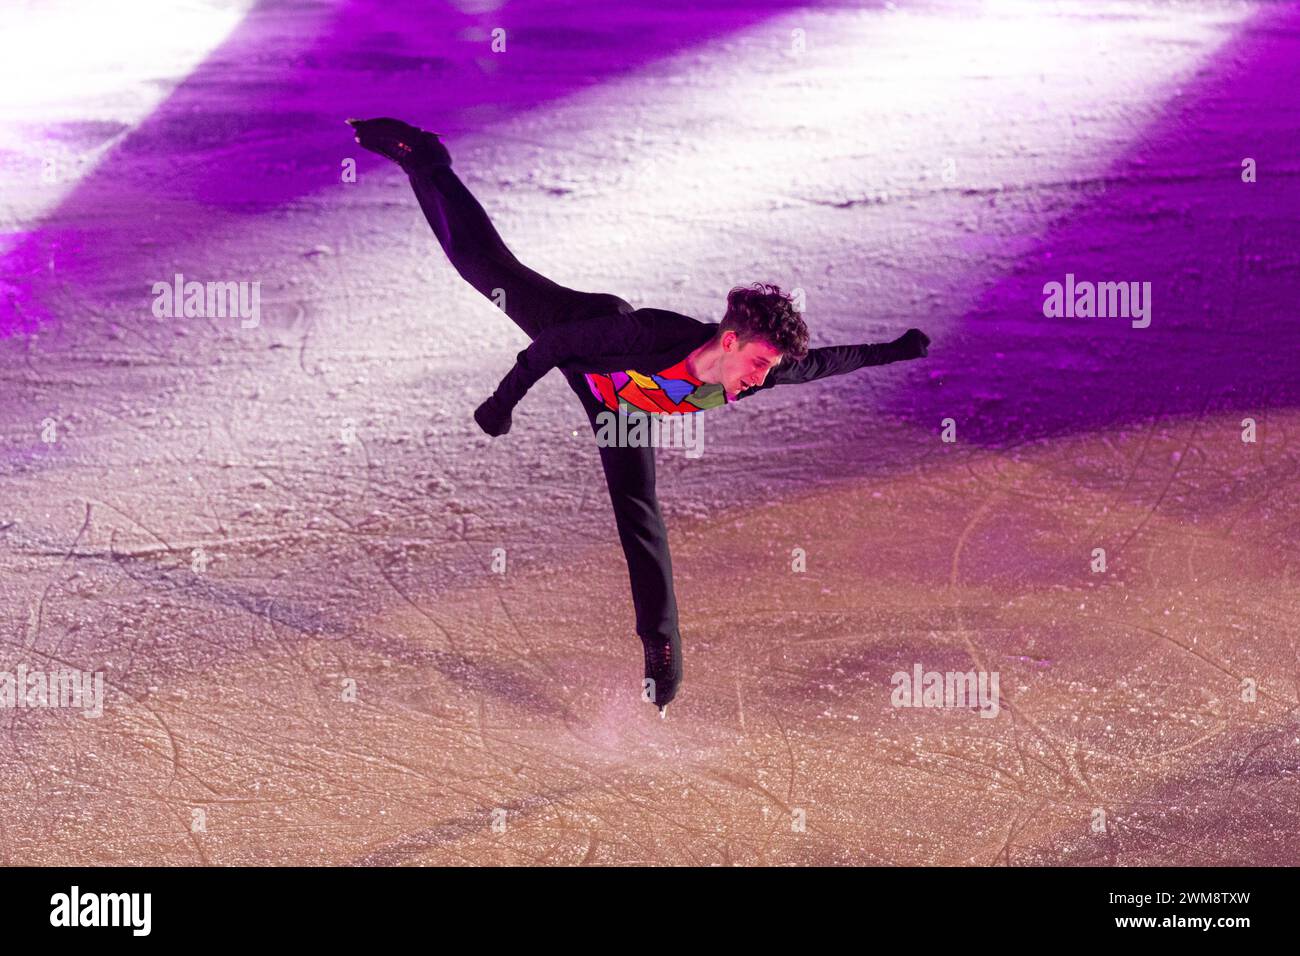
top-left (722, 333), bottom-right (783, 399)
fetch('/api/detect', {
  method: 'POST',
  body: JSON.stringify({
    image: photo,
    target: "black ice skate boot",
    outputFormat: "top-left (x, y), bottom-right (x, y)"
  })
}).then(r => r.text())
top-left (640, 629), bottom-right (682, 717)
top-left (346, 117), bottom-right (451, 171)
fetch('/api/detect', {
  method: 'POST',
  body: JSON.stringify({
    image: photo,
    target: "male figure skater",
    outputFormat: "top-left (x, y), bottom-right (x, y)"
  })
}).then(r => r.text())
top-left (347, 118), bottom-right (931, 716)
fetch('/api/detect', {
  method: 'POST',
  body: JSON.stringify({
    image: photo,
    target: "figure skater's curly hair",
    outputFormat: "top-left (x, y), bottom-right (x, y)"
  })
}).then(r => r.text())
top-left (718, 283), bottom-right (809, 361)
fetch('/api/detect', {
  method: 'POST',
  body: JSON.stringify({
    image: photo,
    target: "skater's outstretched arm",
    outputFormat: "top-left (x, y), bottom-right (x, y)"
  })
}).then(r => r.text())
top-left (736, 328), bottom-right (930, 398)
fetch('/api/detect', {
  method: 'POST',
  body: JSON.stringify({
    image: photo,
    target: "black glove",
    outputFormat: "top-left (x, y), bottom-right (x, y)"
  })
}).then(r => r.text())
top-left (889, 328), bottom-right (930, 360)
top-left (474, 395), bottom-right (512, 436)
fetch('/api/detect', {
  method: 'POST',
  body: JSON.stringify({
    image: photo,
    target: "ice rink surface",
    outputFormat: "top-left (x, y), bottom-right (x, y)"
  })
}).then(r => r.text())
top-left (1, 0), bottom-right (1298, 864)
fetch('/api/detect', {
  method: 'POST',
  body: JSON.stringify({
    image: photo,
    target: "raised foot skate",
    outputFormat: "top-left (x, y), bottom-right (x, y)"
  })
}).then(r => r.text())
top-left (345, 117), bottom-right (451, 170)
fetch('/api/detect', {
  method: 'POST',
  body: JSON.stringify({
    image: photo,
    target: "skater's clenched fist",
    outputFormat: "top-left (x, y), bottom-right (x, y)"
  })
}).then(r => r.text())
top-left (891, 328), bottom-right (931, 359)
top-left (474, 395), bottom-right (512, 436)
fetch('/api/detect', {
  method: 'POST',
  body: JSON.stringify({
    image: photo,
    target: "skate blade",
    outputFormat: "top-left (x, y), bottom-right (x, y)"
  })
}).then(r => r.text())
top-left (658, 705), bottom-right (667, 719)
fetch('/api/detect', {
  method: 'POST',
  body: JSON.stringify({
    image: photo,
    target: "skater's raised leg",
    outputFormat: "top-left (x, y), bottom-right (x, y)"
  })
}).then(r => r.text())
top-left (349, 117), bottom-right (619, 339)
top-left (407, 165), bottom-right (581, 339)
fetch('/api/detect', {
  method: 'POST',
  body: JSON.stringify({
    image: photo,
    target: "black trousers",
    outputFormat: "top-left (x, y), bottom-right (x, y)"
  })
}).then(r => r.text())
top-left (409, 165), bottom-right (680, 641)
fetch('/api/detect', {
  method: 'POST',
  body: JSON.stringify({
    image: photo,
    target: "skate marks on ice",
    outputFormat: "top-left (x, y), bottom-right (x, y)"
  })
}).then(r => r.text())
top-left (329, 404), bottom-right (1297, 865)
top-left (0, 408), bottom-right (1293, 862)
top-left (668, 409), bottom-right (1298, 864)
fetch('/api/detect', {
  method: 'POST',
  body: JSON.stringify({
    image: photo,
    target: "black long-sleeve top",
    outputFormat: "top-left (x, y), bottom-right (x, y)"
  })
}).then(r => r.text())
top-left (484, 307), bottom-right (911, 415)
